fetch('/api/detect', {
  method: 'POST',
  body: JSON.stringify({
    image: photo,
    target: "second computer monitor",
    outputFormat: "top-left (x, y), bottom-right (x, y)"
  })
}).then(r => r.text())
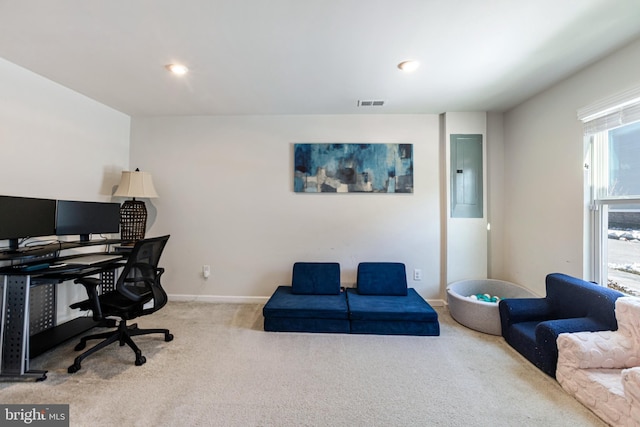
top-left (56, 200), bottom-right (120, 241)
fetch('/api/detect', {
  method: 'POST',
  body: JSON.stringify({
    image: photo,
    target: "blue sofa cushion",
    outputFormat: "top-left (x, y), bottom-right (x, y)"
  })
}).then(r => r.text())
top-left (291, 262), bottom-right (341, 295)
top-left (356, 262), bottom-right (408, 296)
top-left (263, 286), bottom-right (348, 319)
top-left (263, 317), bottom-right (350, 334)
top-left (346, 288), bottom-right (437, 321)
top-left (349, 319), bottom-right (440, 336)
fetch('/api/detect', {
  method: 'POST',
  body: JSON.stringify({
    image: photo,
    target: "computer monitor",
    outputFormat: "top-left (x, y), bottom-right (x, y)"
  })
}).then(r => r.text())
top-left (0, 196), bottom-right (57, 251)
top-left (56, 200), bottom-right (121, 241)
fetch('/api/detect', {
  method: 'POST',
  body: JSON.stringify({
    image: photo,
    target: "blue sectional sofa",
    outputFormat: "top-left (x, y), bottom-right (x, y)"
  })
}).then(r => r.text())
top-left (263, 262), bottom-right (350, 333)
top-left (346, 262), bottom-right (440, 336)
top-left (263, 262), bottom-right (440, 336)
top-left (499, 273), bottom-right (623, 377)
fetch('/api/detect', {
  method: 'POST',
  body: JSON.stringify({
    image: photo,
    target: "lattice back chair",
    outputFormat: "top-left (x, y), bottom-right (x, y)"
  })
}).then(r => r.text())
top-left (68, 235), bottom-right (173, 373)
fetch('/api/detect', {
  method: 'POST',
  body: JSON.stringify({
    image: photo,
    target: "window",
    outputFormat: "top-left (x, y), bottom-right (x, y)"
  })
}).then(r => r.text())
top-left (582, 87), bottom-right (640, 295)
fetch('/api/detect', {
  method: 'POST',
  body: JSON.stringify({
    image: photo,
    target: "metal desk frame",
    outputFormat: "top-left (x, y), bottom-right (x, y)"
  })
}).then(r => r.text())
top-left (0, 239), bottom-right (124, 381)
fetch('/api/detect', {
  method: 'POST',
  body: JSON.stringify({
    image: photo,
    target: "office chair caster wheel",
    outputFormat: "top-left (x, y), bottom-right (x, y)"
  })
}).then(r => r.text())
top-left (135, 355), bottom-right (146, 366)
top-left (74, 342), bottom-right (86, 351)
top-left (165, 333), bottom-right (174, 342)
top-left (68, 364), bottom-right (81, 373)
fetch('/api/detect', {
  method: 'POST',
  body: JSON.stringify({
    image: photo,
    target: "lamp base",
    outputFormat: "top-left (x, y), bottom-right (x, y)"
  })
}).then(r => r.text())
top-left (120, 200), bottom-right (147, 242)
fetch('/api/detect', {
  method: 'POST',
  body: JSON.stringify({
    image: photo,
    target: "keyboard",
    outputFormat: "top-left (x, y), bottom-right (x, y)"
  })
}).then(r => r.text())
top-left (64, 254), bottom-right (122, 266)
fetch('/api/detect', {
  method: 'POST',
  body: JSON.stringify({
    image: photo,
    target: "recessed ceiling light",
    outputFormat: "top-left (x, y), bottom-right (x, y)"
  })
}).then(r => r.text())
top-left (165, 63), bottom-right (189, 75)
top-left (397, 60), bottom-right (419, 72)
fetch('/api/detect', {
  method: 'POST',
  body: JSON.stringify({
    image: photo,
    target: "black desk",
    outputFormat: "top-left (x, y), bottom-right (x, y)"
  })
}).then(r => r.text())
top-left (0, 240), bottom-right (126, 381)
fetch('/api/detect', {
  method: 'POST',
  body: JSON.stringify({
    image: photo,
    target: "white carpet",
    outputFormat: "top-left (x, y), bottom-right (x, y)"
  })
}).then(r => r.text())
top-left (1, 302), bottom-right (606, 426)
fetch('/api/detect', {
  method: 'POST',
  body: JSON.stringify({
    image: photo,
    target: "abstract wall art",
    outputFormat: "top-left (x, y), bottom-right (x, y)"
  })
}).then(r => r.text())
top-left (294, 143), bottom-right (413, 193)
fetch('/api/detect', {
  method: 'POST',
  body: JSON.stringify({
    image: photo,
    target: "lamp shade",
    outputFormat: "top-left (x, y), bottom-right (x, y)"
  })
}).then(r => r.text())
top-left (113, 170), bottom-right (159, 198)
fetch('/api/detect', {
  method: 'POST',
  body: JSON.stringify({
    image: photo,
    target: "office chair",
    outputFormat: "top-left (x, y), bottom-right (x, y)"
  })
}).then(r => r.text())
top-left (68, 235), bottom-right (173, 373)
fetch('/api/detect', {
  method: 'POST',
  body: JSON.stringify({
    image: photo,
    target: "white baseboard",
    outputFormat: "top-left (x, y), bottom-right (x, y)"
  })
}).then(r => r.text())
top-left (428, 299), bottom-right (446, 307)
top-left (169, 294), bottom-right (447, 307)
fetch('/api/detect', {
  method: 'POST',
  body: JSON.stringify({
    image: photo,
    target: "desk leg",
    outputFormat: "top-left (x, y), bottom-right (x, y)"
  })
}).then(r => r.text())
top-left (0, 275), bottom-right (47, 381)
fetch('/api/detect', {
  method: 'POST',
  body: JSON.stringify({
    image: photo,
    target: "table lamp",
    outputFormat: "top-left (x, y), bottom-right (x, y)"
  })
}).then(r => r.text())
top-left (113, 169), bottom-right (159, 242)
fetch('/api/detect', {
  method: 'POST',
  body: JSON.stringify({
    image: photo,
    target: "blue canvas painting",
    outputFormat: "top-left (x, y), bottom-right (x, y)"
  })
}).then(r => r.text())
top-left (294, 143), bottom-right (413, 193)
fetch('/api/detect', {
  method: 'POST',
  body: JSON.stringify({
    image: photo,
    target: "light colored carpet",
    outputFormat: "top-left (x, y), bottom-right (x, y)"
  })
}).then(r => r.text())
top-left (1, 302), bottom-right (606, 427)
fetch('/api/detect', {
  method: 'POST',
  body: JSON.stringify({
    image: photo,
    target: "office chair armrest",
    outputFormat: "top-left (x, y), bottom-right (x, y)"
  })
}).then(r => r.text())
top-left (73, 277), bottom-right (104, 321)
top-left (143, 267), bottom-right (168, 315)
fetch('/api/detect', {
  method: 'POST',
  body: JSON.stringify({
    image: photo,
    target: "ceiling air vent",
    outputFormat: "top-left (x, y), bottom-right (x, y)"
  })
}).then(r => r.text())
top-left (357, 100), bottom-right (385, 107)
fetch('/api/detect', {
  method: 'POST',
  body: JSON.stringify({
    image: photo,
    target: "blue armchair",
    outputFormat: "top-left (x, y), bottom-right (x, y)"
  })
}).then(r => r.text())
top-left (499, 273), bottom-right (623, 377)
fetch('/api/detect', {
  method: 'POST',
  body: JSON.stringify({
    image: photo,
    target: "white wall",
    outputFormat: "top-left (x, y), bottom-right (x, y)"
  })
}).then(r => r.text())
top-left (0, 58), bottom-right (130, 201)
top-left (0, 57), bottom-right (131, 320)
top-left (442, 112), bottom-right (488, 284)
top-left (503, 37), bottom-right (640, 295)
top-left (12, 35), bottom-right (638, 304)
top-left (130, 115), bottom-right (443, 302)
top-left (487, 112), bottom-right (505, 279)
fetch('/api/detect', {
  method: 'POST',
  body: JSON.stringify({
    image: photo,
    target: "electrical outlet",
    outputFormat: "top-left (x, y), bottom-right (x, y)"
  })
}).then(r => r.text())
top-left (203, 265), bottom-right (211, 279)
top-left (413, 269), bottom-right (422, 281)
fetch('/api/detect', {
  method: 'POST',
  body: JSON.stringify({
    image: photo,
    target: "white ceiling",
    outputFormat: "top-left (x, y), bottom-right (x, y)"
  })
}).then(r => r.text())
top-left (1, 0), bottom-right (640, 117)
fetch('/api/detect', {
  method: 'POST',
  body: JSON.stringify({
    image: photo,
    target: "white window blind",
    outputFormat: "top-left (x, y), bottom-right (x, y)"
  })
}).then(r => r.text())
top-left (578, 85), bottom-right (640, 135)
